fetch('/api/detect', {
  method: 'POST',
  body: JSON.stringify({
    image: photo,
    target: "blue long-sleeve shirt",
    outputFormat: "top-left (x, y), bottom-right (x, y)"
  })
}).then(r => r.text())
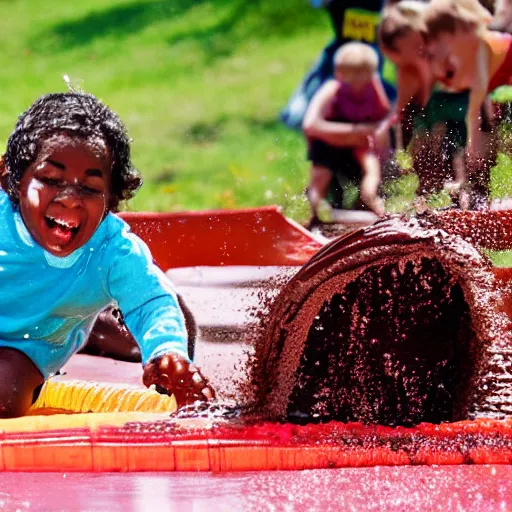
top-left (0, 190), bottom-right (189, 378)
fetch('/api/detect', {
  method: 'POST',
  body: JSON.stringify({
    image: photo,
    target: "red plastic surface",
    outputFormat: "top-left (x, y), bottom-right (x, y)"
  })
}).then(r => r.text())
top-left (14, 356), bottom-right (512, 472)
top-left (117, 208), bottom-right (512, 271)
top-left (1, 415), bottom-right (512, 471)
top-left (119, 207), bottom-right (323, 269)
top-left (4, 208), bottom-right (512, 483)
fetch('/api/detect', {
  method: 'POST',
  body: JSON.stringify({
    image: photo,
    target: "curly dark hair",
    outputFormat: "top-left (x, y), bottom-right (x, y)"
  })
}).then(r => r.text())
top-left (3, 92), bottom-right (142, 212)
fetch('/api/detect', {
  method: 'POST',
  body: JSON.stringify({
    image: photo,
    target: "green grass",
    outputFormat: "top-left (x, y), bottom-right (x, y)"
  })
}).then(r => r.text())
top-left (0, 0), bottom-right (330, 216)
top-left (2, 0), bottom-right (512, 224)
top-left (485, 250), bottom-right (512, 267)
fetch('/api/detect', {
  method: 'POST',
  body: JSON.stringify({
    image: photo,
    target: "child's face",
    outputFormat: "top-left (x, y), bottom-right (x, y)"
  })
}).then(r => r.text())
top-left (426, 34), bottom-right (459, 89)
top-left (18, 134), bottom-right (112, 257)
top-left (336, 69), bottom-right (373, 91)
top-left (383, 30), bottom-right (433, 104)
top-left (426, 29), bottom-right (476, 91)
top-left (382, 30), bottom-right (427, 68)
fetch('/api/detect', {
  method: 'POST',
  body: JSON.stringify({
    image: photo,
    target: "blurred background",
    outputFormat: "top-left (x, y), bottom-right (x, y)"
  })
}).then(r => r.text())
top-left (0, 0), bottom-right (330, 217)
top-left (1, 0), bottom-right (512, 220)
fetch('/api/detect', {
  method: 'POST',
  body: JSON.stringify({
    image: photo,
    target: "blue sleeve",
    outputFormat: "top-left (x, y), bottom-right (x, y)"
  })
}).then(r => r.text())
top-left (105, 222), bottom-right (190, 364)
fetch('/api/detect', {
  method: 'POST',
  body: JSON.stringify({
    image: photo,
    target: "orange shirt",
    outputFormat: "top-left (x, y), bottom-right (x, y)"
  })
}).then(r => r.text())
top-left (486, 31), bottom-right (512, 92)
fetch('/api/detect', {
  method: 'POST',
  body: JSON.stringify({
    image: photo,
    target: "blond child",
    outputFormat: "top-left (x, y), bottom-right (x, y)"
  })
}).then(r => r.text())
top-left (423, 0), bottom-right (504, 159)
top-left (378, 1), bottom-right (435, 144)
top-left (303, 41), bottom-right (391, 221)
top-left (379, 0), bottom-right (496, 208)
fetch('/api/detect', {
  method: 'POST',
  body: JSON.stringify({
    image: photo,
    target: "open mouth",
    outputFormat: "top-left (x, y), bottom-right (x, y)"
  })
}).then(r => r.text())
top-left (44, 215), bottom-right (80, 245)
top-left (442, 69), bottom-right (455, 85)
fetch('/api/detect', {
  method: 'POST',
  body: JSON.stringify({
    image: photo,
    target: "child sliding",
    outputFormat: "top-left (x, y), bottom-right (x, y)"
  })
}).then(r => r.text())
top-left (0, 92), bottom-right (215, 417)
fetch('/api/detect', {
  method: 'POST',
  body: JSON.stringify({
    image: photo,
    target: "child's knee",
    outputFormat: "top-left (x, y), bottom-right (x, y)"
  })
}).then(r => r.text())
top-left (310, 165), bottom-right (333, 189)
top-left (85, 307), bottom-right (141, 362)
top-left (0, 376), bottom-right (42, 418)
top-left (0, 387), bottom-right (33, 418)
top-left (0, 348), bottom-right (44, 418)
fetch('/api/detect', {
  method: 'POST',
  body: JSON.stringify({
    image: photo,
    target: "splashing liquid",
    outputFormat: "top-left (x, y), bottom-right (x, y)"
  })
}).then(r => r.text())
top-left (253, 216), bottom-right (512, 426)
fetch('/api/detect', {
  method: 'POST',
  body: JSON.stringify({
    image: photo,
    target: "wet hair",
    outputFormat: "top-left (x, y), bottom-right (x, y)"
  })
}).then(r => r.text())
top-left (3, 92), bottom-right (142, 212)
top-left (333, 42), bottom-right (379, 75)
top-left (424, 0), bottom-right (493, 41)
top-left (378, 1), bottom-right (428, 52)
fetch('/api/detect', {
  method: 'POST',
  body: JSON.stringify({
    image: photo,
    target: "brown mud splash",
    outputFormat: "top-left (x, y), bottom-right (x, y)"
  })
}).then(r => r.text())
top-left (252, 215), bottom-right (512, 426)
top-left (85, 211), bottom-right (512, 426)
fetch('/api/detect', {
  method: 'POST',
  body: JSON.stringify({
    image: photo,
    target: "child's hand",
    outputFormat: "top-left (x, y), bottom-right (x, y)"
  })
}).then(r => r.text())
top-left (372, 116), bottom-right (395, 149)
top-left (143, 353), bottom-right (215, 407)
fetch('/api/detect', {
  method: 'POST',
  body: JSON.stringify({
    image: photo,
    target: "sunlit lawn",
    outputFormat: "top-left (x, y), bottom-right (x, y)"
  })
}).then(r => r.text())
top-left (1, 0), bottom-right (512, 227)
top-left (0, 0), bottom-right (330, 219)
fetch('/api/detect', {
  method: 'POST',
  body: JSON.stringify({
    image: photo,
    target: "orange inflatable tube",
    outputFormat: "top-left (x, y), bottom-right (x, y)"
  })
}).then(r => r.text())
top-left (0, 416), bottom-right (512, 471)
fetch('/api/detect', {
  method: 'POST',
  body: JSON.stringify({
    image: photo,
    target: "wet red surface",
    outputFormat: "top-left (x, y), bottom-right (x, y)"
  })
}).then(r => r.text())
top-left (119, 207), bottom-right (323, 269)
top-left (14, 211), bottom-right (512, 500)
top-left (0, 466), bottom-right (511, 511)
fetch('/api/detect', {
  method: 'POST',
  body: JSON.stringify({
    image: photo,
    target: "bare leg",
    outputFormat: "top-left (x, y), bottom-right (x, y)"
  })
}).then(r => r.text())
top-left (446, 148), bottom-right (469, 209)
top-left (465, 128), bottom-right (497, 210)
top-left (411, 124), bottom-right (452, 199)
top-left (0, 348), bottom-right (44, 418)
top-left (307, 164), bottom-right (334, 220)
top-left (84, 294), bottom-right (198, 362)
top-left (355, 149), bottom-right (385, 216)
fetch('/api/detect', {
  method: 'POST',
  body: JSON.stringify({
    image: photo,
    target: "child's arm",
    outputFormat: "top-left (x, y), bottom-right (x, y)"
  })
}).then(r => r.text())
top-left (388, 66), bottom-right (434, 150)
top-left (466, 43), bottom-right (491, 158)
top-left (466, 89), bottom-right (488, 157)
top-left (372, 74), bottom-right (392, 120)
top-left (368, 74), bottom-right (395, 149)
top-left (303, 80), bottom-right (377, 147)
top-left (395, 66), bottom-right (428, 119)
top-left (106, 223), bottom-right (215, 406)
top-left (370, 67), bottom-right (424, 151)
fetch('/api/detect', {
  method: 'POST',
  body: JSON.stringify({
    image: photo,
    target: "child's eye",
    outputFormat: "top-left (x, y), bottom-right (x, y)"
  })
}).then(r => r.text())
top-left (80, 184), bottom-right (102, 195)
top-left (39, 177), bottom-right (62, 187)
